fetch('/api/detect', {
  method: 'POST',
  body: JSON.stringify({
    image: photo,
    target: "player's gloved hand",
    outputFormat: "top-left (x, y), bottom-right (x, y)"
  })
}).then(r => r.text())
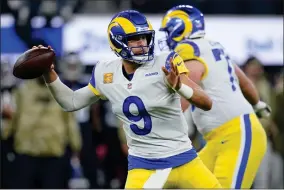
top-left (162, 58), bottom-right (181, 90)
top-left (253, 101), bottom-right (272, 118)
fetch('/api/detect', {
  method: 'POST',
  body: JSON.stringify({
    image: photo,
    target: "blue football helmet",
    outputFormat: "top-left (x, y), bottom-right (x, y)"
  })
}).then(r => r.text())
top-left (159, 5), bottom-right (205, 50)
top-left (107, 10), bottom-right (155, 64)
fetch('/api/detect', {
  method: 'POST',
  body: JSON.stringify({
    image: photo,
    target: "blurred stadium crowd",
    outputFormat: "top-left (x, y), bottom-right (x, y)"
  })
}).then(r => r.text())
top-left (1, 0), bottom-right (283, 189)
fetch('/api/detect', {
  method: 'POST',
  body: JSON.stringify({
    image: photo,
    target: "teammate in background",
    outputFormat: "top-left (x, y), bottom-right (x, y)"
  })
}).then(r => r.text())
top-left (159, 5), bottom-right (271, 189)
top-left (34, 10), bottom-right (221, 188)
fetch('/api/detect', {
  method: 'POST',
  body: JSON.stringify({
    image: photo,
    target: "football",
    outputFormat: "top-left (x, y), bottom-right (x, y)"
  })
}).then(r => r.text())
top-left (13, 47), bottom-right (55, 79)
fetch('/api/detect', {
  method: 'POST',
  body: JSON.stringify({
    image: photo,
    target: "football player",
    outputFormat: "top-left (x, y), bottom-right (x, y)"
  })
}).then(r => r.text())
top-left (159, 5), bottom-right (271, 189)
top-left (37, 10), bottom-right (222, 188)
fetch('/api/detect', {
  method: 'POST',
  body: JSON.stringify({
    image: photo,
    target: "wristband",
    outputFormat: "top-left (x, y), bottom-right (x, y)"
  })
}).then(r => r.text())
top-left (176, 84), bottom-right (194, 99)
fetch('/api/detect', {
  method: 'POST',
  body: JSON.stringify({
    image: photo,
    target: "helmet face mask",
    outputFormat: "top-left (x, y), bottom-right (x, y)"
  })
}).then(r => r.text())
top-left (108, 10), bottom-right (155, 64)
top-left (159, 5), bottom-right (205, 51)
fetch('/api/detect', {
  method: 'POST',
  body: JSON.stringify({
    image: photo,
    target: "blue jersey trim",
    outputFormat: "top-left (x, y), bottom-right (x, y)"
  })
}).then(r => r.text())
top-left (128, 148), bottom-right (197, 170)
top-left (89, 65), bottom-right (96, 88)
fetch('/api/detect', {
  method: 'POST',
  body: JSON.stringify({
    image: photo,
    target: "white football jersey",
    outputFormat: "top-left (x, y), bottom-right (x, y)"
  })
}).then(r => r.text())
top-left (88, 52), bottom-right (193, 160)
top-left (175, 38), bottom-right (254, 135)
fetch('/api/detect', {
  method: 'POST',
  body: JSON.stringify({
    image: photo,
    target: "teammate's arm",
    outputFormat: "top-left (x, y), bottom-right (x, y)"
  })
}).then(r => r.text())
top-left (183, 60), bottom-right (206, 84)
top-left (162, 54), bottom-right (212, 111)
top-left (234, 64), bottom-right (271, 118)
top-left (234, 64), bottom-right (259, 105)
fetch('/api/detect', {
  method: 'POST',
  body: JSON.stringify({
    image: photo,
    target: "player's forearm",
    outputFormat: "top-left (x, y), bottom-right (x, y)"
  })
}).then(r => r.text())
top-left (190, 88), bottom-right (212, 111)
top-left (46, 78), bottom-right (100, 112)
top-left (240, 81), bottom-right (259, 105)
top-left (179, 75), bottom-right (212, 111)
top-left (234, 65), bottom-right (259, 105)
top-left (43, 69), bottom-right (58, 83)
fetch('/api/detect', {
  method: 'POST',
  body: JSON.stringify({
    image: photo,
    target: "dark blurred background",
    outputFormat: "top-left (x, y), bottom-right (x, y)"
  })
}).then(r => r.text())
top-left (1, 0), bottom-right (283, 189)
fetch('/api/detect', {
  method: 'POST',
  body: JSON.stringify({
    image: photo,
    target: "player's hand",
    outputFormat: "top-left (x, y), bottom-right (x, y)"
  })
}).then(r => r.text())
top-left (162, 58), bottom-right (181, 90)
top-left (253, 101), bottom-right (272, 118)
top-left (32, 45), bottom-right (58, 83)
top-left (32, 45), bottom-right (55, 71)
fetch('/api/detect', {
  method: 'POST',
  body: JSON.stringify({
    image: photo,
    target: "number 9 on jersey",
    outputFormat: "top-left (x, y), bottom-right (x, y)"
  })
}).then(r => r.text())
top-left (122, 96), bottom-right (152, 135)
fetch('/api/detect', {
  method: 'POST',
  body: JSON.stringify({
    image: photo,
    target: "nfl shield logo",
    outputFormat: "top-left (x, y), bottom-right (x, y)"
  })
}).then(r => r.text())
top-left (127, 83), bottom-right (132, 89)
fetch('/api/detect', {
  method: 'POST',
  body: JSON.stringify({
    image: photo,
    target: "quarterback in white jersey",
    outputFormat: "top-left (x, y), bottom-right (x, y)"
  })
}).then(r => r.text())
top-left (38, 10), bottom-right (221, 188)
top-left (160, 5), bottom-right (271, 189)
top-left (91, 54), bottom-right (193, 160)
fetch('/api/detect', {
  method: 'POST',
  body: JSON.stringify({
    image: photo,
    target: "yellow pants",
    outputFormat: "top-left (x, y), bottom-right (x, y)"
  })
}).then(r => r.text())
top-left (199, 113), bottom-right (267, 188)
top-left (125, 156), bottom-right (222, 188)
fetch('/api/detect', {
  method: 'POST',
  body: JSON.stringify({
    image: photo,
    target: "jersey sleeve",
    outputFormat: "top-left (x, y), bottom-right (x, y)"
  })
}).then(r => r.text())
top-left (88, 64), bottom-right (104, 98)
top-left (174, 41), bottom-right (208, 80)
top-left (165, 51), bottom-right (189, 74)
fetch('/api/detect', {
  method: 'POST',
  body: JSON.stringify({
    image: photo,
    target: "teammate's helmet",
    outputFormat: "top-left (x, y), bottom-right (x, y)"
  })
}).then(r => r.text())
top-left (159, 5), bottom-right (205, 50)
top-left (107, 10), bottom-right (155, 64)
